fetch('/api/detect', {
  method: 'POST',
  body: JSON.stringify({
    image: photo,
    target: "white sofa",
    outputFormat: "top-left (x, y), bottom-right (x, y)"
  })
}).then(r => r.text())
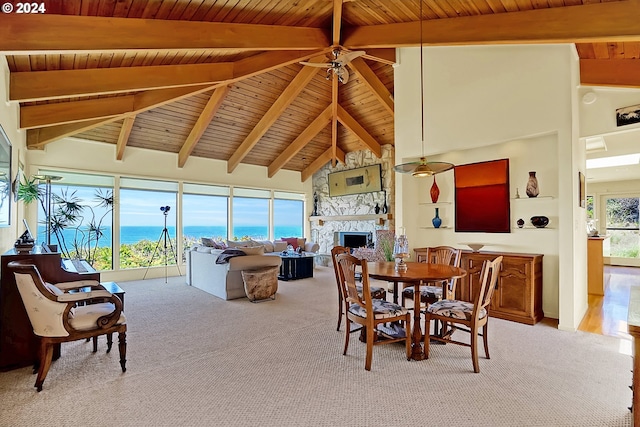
top-left (185, 246), bottom-right (283, 300)
top-left (185, 239), bottom-right (320, 300)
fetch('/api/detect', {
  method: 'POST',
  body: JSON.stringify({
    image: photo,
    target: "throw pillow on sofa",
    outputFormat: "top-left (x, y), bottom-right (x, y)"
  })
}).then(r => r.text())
top-left (252, 240), bottom-right (275, 252)
top-left (201, 237), bottom-right (217, 247)
top-left (238, 245), bottom-right (265, 255)
top-left (281, 237), bottom-right (300, 249)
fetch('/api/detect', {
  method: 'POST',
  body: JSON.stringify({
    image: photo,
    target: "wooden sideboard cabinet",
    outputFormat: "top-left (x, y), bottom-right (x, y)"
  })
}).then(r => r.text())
top-left (413, 248), bottom-right (544, 325)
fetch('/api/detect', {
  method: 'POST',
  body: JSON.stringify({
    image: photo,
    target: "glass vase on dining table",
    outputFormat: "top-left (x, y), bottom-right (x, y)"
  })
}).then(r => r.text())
top-left (393, 231), bottom-right (410, 272)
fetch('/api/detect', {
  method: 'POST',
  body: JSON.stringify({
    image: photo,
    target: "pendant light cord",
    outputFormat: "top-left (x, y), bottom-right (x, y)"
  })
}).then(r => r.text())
top-left (420, 0), bottom-right (425, 158)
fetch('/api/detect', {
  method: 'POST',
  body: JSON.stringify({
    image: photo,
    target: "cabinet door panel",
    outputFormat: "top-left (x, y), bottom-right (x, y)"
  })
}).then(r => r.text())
top-left (459, 253), bottom-right (492, 302)
top-left (493, 257), bottom-right (531, 316)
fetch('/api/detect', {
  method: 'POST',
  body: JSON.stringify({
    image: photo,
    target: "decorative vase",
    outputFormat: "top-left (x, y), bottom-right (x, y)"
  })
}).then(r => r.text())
top-left (374, 203), bottom-right (380, 214)
top-left (430, 175), bottom-right (440, 203)
top-left (432, 208), bottom-right (442, 228)
top-left (517, 218), bottom-right (525, 228)
top-left (382, 198), bottom-right (388, 214)
top-left (526, 171), bottom-right (539, 198)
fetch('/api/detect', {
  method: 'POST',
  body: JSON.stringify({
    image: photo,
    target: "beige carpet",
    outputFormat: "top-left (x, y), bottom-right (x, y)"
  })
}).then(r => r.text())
top-left (0, 266), bottom-right (633, 426)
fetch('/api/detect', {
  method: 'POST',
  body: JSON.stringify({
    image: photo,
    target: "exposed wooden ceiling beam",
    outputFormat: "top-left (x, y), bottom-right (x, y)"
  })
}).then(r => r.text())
top-left (580, 59), bottom-right (640, 88)
top-left (362, 49), bottom-right (396, 66)
top-left (348, 58), bottom-right (394, 116)
top-left (343, 0), bottom-right (640, 48)
top-left (10, 63), bottom-right (234, 102)
top-left (268, 106), bottom-right (333, 178)
top-left (301, 146), bottom-right (345, 182)
top-left (331, 74), bottom-right (339, 167)
top-left (178, 86), bottom-right (231, 168)
top-left (333, 0), bottom-right (343, 46)
top-left (0, 14), bottom-right (330, 54)
top-left (12, 50), bottom-right (327, 103)
top-left (336, 105), bottom-right (382, 157)
top-left (20, 84), bottom-right (222, 129)
top-left (26, 117), bottom-right (120, 148)
top-left (116, 116), bottom-right (136, 161)
top-left (21, 96), bottom-right (135, 129)
top-left (227, 63), bottom-right (322, 173)
top-left (233, 50), bottom-right (331, 79)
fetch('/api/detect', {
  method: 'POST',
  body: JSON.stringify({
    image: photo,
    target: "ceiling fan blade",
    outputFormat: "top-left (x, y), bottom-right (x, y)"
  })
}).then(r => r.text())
top-left (336, 50), bottom-right (366, 65)
top-left (299, 61), bottom-right (331, 68)
top-left (339, 68), bottom-right (349, 84)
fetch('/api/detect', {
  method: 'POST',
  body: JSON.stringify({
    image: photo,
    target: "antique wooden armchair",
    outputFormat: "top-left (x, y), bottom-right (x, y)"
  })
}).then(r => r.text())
top-left (9, 262), bottom-right (127, 391)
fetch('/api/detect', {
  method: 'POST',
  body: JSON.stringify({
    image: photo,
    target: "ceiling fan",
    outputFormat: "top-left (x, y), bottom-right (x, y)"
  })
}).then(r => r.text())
top-left (300, 48), bottom-right (366, 84)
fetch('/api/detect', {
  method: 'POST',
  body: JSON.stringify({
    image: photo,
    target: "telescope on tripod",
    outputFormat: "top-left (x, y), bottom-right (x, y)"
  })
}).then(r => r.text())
top-left (143, 205), bottom-right (181, 283)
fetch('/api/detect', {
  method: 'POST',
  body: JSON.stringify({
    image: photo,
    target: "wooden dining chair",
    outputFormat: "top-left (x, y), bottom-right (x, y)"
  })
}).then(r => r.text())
top-left (330, 246), bottom-right (386, 332)
top-left (401, 246), bottom-right (461, 307)
top-left (336, 253), bottom-right (411, 371)
top-left (424, 255), bottom-right (503, 373)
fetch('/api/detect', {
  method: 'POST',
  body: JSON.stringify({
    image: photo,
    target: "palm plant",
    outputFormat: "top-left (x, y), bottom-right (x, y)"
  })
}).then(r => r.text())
top-left (17, 177), bottom-right (114, 266)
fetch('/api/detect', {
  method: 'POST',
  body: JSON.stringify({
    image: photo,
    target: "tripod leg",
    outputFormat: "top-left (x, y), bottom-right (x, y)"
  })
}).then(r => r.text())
top-left (143, 230), bottom-right (168, 280)
top-left (165, 235), bottom-right (182, 276)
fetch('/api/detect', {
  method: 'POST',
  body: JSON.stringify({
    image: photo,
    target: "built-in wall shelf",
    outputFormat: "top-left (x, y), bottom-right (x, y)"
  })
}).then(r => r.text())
top-left (512, 226), bottom-right (554, 230)
top-left (309, 214), bottom-right (392, 226)
top-left (511, 195), bottom-right (554, 200)
top-left (419, 225), bottom-right (450, 229)
top-left (418, 201), bottom-right (452, 206)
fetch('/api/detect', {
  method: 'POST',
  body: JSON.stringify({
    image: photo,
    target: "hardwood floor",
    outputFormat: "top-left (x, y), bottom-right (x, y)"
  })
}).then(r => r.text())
top-left (578, 265), bottom-right (640, 338)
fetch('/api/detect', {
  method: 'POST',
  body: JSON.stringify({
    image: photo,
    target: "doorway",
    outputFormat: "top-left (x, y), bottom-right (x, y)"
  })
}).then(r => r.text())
top-left (602, 194), bottom-right (640, 267)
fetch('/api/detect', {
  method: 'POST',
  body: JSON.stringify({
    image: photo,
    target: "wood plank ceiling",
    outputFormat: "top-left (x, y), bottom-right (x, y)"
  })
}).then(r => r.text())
top-left (1, 0), bottom-right (639, 181)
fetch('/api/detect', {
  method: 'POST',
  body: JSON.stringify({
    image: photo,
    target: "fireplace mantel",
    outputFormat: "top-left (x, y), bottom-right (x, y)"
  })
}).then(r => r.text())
top-left (309, 214), bottom-right (392, 226)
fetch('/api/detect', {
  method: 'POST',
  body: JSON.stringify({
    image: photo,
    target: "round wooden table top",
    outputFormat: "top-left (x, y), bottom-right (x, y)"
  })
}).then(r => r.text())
top-left (367, 261), bottom-right (467, 283)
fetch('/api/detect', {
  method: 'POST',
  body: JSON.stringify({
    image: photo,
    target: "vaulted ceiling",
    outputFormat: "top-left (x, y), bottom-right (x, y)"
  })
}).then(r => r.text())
top-left (1, 0), bottom-right (639, 181)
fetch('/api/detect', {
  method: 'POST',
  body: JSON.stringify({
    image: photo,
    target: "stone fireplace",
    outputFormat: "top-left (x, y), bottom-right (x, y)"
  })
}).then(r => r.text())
top-left (310, 146), bottom-right (395, 254)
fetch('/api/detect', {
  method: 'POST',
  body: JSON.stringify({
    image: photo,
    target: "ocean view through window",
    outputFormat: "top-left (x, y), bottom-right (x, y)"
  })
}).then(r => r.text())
top-left (33, 172), bottom-right (307, 273)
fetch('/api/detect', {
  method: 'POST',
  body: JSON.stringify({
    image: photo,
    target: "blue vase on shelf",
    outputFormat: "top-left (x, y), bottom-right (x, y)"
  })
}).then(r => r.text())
top-left (432, 208), bottom-right (442, 229)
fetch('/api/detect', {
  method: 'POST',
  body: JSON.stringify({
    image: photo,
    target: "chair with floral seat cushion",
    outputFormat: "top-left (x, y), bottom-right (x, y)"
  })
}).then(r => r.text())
top-left (401, 246), bottom-right (461, 335)
top-left (336, 253), bottom-right (411, 371)
top-left (8, 261), bottom-right (127, 391)
top-left (424, 256), bottom-right (502, 373)
top-left (331, 246), bottom-right (386, 332)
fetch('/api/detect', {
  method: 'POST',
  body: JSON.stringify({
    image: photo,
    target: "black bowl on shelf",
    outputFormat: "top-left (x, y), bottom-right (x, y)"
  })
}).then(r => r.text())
top-left (530, 216), bottom-right (549, 228)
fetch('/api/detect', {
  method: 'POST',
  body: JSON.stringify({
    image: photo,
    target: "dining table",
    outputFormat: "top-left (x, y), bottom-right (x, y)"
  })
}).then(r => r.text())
top-left (367, 261), bottom-right (467, 361)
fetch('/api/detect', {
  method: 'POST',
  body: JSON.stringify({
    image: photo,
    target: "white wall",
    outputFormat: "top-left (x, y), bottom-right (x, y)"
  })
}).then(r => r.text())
top-left (0, 56), bottom-right (25, 250)
top-left (579, 86), bottom-right (640, 137)
top-left (414, 135), bottom-right (560, 318)
top-left (394, 44), bottom-right (585, 329)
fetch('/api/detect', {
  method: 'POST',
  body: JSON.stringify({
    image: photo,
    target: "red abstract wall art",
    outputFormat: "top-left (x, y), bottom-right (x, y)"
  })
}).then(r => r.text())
top-left (454, 159), bottom-right (510, 233)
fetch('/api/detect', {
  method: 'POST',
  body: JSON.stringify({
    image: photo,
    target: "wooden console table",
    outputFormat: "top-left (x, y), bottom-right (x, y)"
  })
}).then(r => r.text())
top-left (628, 287), bottom-right (640, 424)
top-left (414, 248), bottom-right (544, 325)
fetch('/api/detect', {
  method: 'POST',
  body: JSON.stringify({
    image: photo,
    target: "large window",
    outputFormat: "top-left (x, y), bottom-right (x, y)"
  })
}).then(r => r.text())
top-left (36, 171), bottom-right (114, 271)
top-left (273, 191), bottom-right (304, 239)
top-left (183, 183), bottom-right (229, 249)
top-left (605, 195), bottom-right (640, 263)
top-left (232, 188), bottom-right (269, 240)
top-left (31, 170), bottom-right (306, 272)
top-left (119, 178), bottom-right (178, 269)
